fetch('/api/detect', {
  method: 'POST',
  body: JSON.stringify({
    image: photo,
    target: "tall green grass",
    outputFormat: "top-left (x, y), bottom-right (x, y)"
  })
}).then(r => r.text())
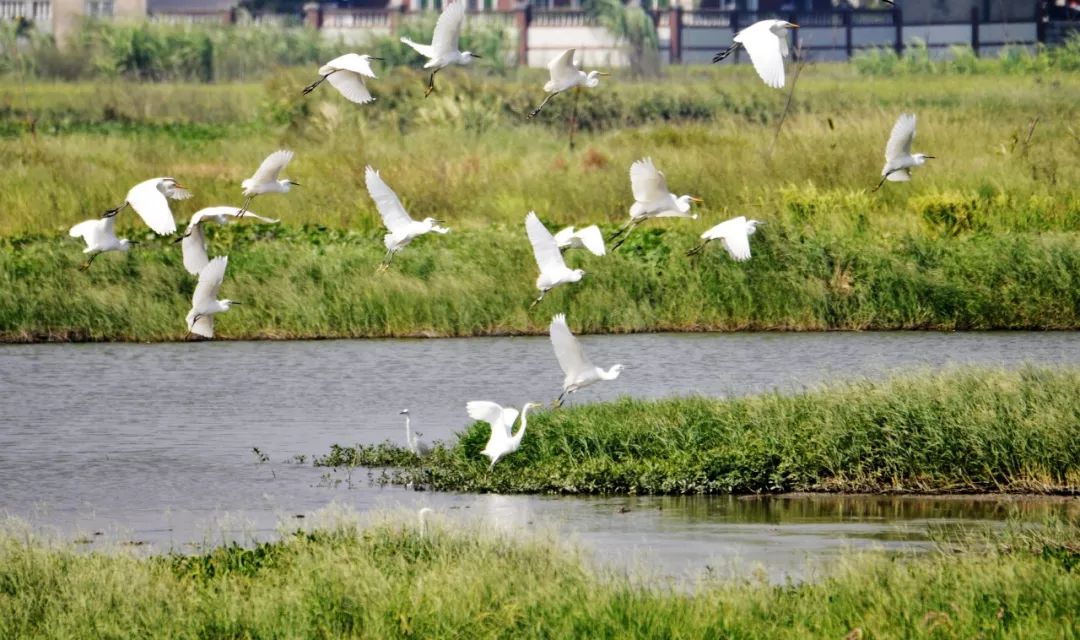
top-left (318, 368), bottom-right (1080, 495)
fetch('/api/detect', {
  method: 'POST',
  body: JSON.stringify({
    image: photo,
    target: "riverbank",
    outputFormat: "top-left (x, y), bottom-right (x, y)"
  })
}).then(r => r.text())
top-left (316, 368), bottom-right (1080, 495)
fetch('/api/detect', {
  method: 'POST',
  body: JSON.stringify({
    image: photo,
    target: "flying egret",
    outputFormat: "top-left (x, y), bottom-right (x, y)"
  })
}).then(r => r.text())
top-left (466, 400), bottom-right (541, 470)
top-left (553, 225), bottom-right (606, 256)
top-left (609, 157), bottom-right (701, 250)
top-left (365, 166), bottom-right (450, 271)
top-left (238, 150), bottom-right (297, 217)
top-left (528, 48), bottom-right (609, 118)
top-left (102, 177), bottom-right (191, 236)
top-left (302, 53), bottom-right (382, 104)
top-left (526, 211), bottom-right (585, 308)
top-left (549, 314), bottom-right (623, 406)
top-left (185, 256), bottom-right (239, 339)
top-left (400, 409), bottom-right (432, 457)
top-left (177, 206), bottom-right (278, 276)
top-left (712, 20), bottom-right (799, 89)
top-left (686, 216), bottom-right (764, 259)
top-left (400, 0), bottom-right (481, 97)
top-left (68, 216), bottom-right (136, 271)
top-left (874, 113), bottom-right (934, 192)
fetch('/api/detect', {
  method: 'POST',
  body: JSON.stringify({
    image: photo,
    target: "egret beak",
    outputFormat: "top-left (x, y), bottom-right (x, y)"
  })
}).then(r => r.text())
top-left (230, 301), bottom-right (243, 305)
top-left (690, 196), bottom-right (704, 203)
top-left (127, 241), bottom-right (140, 246)
top-left (171, 235), bottom-right (185, 244)
top-left (596, 72), bottom-right (611, 76)
top-left (789, 23), bottom-right (800, 28)
top-left (289, 181), bottom-right (301, 186)
top-left (370, 57), bottom-right (385, 61)
top-left (471, 54), bottom-right (483, 58)
top-left (924, 155), bottom-right (937, 159)
top-left (175, 183), bottom-right (188, 190)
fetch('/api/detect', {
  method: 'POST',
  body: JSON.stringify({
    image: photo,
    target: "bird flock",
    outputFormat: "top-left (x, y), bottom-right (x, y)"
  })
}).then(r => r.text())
top-left (67, 2), bottom-right (934, 468)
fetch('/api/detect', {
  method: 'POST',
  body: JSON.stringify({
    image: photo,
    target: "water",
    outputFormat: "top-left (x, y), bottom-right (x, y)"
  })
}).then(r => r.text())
top-left (1, 331), bottom-right (1077, 582)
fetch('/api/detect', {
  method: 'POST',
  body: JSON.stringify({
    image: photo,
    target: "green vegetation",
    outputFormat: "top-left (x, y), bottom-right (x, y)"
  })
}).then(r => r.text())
top-left (853, 35), bottom-right (1080, 76)
top-left (317, 368), bottom-right (1080, 495)
top-left (2, 515), bottom-right (1078, 638)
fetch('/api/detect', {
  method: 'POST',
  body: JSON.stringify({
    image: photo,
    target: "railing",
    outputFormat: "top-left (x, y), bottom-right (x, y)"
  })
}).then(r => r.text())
top-left (0, 0), bottom-right (50, 22)
top-left (321, 8), bottom-right (391, 29)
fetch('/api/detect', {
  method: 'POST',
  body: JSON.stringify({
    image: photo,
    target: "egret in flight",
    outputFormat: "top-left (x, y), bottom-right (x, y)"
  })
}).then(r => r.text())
top-left (302, 53), bottom-right (382, 104)
top-left (400, 0), bottom-right (481, 97)
top-left (528, 48), bottom-right (608, 118)
top-left (609, 158), bottom-right (701, 250)
top-left (365, 166), bottom-right (449, 271)
top-left (177, 206), bottom-right (278, 276)
top-left (687, 216), bottom-right (763, 260)
top-left (550, 314), bottom-right (623, 406)
top-left (102, 177), bottom-right (191, 236)
top-left (712, 20), bottom-right (799, 89)
top-left (186, 256), bottom-right (238, 339)
top-left (874, 113), bottom-right (934, 192)
top-left (400, 409), bottom-right (432, 456)
top-left (526, 211), bottom-right (585, 308)
top-left (466, 400), bottom-right (540, 470)
top-left (68, 216), bottom-right (136, 271)
top-left (554, 225), bottom-right (606, 256)
top-left (239, 150), bottom-right (297, 216)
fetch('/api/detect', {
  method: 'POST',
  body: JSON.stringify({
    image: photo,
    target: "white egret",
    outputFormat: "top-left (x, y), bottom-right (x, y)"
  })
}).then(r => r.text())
top-left (302, 53), bottom-right (382, 104)
top-left (553, 225), bottom-right (606, 256)
top-left (609, 157), bottom-right (701, 250)
top-left (103, 177), bottom-right (191, 236)
top-left (400, 0), bottom-right (481, 97)
top-left (466, 400), bottom-right (541, 470)
top-left (712, 20), bottom-right (799, 89)
top-left (185, 256), bottom-right (238, 339)
top-left (526, 211), bottom-right (585, 308)
top-left (68, 216), bottom-right (136, 271)
top-left (177, 206), bottom-right (278, 276)
top-left (875, 113), bottom-right (934, 191)
top-left (365, 166), bottom-right (450, 271)
top-left (687, 216), bottom-right (764, 260)
top-left (239, 150), bottom-right (297, 216)
top-left (528, 48), bottom-right (609, 118)
top-left (399, 409), bottom-right (432, 456)
top-left (549, 314), bottom-right (623, 406)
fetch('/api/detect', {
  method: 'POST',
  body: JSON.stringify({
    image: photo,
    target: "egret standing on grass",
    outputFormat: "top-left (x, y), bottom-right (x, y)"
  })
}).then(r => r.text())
top-left (365, 166), bottom-right (450, 272)
top-left (874, 113), bottom-right (934, 192)
top-left (185, 256), bottom-right (238, 339)
top-left (526, 211), bottom-right (585, 308)
top-left (609, 158), bottom-right (701, 250)
top-left (687, 216), bottom-right (763, 260)
top-left (554, 225), bottom-right (606, 256)
top-left (400, 409), bottom-right (432, 456)
top-left (712, 20), bottom-right (799, 89)
top-left (549, 314), bottom-right (623, 406)
top-left (467, 400), bottom-right (540, 470)
top-left (103, 177), bottom-right (191, 236)
top-left (528, 48), bottom-right (609, 118)
top-left (400, 0), bottom-right (481, 97)
top-left (177, 206), bottom-right (278, 276)
top-left (68, 216), bottom-right (136, 271)
top-left (239, 150), bottom-right (297, 216)
top-left (302, 54), bottom-right (382, 104)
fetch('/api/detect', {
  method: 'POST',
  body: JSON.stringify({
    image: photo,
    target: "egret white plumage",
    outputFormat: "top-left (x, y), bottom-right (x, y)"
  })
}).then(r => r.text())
top-left (609, 158), bottom-right (701, 250)
top-left (687, 216), bottom-right (763, 260)
top-left (525, 211), bottom-right (585, 308)
top-left (103, 177), bottom-right (191, 235)
top-left (302, 53), bottom-right (382, 104)
top-left (874, 113), bottom-right (934, 191)
top-left (400, 0), bottom-right (481, 97)
top-left (365, 166), bottom-right (449, 271)
top-left (68, 216), bottom-right (136, 271)
top-left (528, 48), bottom-right (609, 118)
top-left (712, 20), bottom-right (799, 89)
top-left (177, 206), bottom-right (278, 276)
top-left (549, 314), bottom-right (623, 406)
top-left (466, 400), bottom-right (540, 470)
top-left (553, 225), bottom-right (606, 256)
top-left (238, 150), bottom-right (297, 216)
top-left (185, 256), bottom-right (238, 339)
top-left (400, 409), bottom-right (432, 456)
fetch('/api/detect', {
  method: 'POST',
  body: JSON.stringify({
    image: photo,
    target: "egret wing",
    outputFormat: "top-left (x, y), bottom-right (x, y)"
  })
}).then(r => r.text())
top-left (365, 167), bottom-right (414, 233)
top-left (630, 158), bottom-right (669, 204)
top-left (553, 226), bottom-right (575, 247)
top-left (192, 256), bottom-right (228, 309)
top-left (703, 217), bottom-right (751, 261)
top-left (431, 0), bottom-right (465, 57)
top-left (325, 53), bottom-right (377, 78)
top-left (400, 37), bottom-right (435, 59)
top-left (737, 26), bottom-right (786, 89)
top-left (192, 206), bottom-right (278, 226)
top-left (886, 169), bottom-right (911, 182)
top-left (885, 113), bottom-right (916, 162)
top-left (127, 178), bottom-right (178, 235)
top-left (525, 211), bottom-right (567, 276)
top-left (467, 400), bottom-right (517, 438)
top-left (69, 218), bottom-right (101, 240)
top-left (186, 312), bottom-right (215, 338)
top-left (547, 48), bottom-right (579, 83)
top-left (181, 224), bottom-right (210, 275)
top-left (249, 150), bottom-right (293, 185)
top-left (327, 71), bottom-right (374, 104)
top-left (574, 225), bottom-right (606, 256)
top-left (550, 313), bottom-right (594, 378)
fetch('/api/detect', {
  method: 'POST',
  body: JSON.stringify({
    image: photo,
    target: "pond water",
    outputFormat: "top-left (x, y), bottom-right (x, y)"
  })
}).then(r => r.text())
top-left (1, 331), bottom-right (1077, 582)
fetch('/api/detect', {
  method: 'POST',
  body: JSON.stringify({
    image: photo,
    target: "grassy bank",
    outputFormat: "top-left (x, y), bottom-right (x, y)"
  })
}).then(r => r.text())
top-left (2, 516), bottom-right (1078, 638)
top-left (317, 368), bottom-right (1080, 495)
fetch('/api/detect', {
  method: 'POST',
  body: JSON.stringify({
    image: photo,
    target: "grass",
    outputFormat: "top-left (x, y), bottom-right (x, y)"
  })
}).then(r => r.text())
top-left (1, 513), bottom-right (1078, 638)
top-left (316, 368), bottom-right (1080, 495)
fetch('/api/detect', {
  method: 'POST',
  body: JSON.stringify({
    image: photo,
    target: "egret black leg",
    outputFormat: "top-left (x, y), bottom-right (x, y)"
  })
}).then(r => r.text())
top-left (236, 196), bottom-right (252, 219)
top-left (686, 241), bottom-right (709, 257)
top-left (78, 252), bottom-right (99, 271)
top-left (302, 71), bottom-right (336, 95)
top-left (607, 219), bottom-right (636, 242)
top-left (425, 69), bottom-right (440, 97)
top-left (872, 173), bottom-right (890, 192)
top-left (610, 221), bottom-right (640, 250)
top-left (528, 91), bottom-right (560, 119)
top-left (528, 290), bottom-right (545, 309)
top-left (712, 43), bottom-right (741, 63)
